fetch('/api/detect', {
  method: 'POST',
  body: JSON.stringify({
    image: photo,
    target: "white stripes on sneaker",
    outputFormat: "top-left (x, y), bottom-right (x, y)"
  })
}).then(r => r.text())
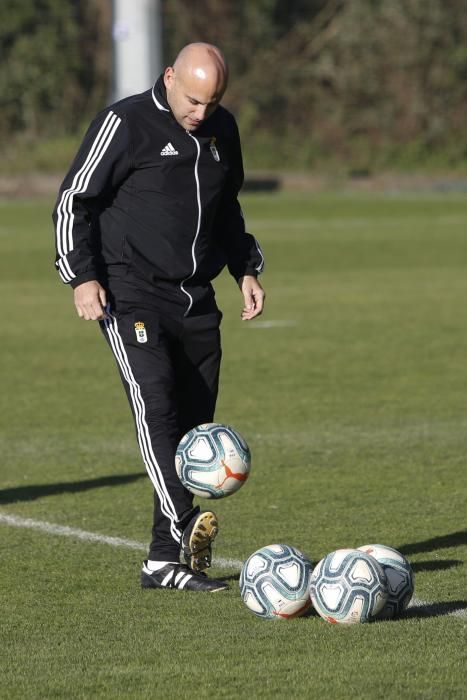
top-left (103, 311), bottom-right (182, 543)
top-left (142, 562), bottom-right (193, 589)
top-left (161, 570), bottom-right (175, 587)
top-left (174, 570), bottom-right (193, 589)
top-left (55, 110), bottom-right (122, 283)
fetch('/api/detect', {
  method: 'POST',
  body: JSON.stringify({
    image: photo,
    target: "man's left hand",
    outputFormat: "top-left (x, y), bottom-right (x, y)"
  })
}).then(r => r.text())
top-left (238, 275), bottom-right (266, 321)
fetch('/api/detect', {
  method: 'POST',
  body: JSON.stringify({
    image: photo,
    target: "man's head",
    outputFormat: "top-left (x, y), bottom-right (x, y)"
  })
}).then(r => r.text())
top-left (164, 43), bottom-right (228, 131)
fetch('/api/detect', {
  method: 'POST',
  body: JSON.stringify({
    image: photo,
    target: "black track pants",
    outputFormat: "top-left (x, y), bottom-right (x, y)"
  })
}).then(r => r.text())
top-left (100, 298), bottom-right (222, 561)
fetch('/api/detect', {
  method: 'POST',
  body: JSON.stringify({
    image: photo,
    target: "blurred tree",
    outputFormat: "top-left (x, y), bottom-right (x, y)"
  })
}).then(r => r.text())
top-left (2, 0), bottom-right (467, 171)
top-left (0, 0), bottom-right (110, 139)
top-left (310, 0), bottom-right (467, 167)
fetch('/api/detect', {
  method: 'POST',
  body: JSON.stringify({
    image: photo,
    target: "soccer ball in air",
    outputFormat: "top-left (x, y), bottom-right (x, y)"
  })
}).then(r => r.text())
top-left (175, 423), bottom-right (251, 498)
top-left (310, 548), bottom-right (389, 624)
top-left (239, 544), bottom-right (313, 619)
top-left (358, 544), bottom-right (414, 618)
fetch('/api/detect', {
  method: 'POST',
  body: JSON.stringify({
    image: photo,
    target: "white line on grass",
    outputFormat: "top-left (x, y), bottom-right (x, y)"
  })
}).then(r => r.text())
top-left (0, 512), bottom-right (244, 570)
top-left (247, 320), bottom-right (298, 329)
top-left (409, 597), bottom-right (467, 619)
top-left (2, 513), bottom-right (466, 617)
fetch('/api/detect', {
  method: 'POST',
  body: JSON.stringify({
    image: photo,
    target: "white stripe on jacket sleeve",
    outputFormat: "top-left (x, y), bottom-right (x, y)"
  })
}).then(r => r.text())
top-left (55, 110), bottom-right (122, 279)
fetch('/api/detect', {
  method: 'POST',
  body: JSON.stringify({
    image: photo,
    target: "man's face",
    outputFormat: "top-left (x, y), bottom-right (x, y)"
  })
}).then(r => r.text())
top-left (164, 67), bottom-right (224, 131)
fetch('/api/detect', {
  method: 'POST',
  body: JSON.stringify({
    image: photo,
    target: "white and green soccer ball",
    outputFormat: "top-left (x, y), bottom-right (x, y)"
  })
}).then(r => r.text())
top-left (175, 423), bottom-right (251, 498)
top-left (357, 544), bottom-right (414, 618)
top-left (239, 544), bottom-right (313, 619)
top-left (310, 548), bottom-right (389, 624)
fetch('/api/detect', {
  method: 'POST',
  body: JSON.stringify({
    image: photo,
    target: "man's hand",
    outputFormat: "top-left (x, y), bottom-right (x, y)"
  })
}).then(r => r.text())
top-left (238, 275), bottom-right (265, 321)
top-left (73, 280), bottom-right (107, 321)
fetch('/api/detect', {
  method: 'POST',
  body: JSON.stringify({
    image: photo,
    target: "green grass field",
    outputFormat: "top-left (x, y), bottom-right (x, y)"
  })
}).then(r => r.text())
top-left (1, 191), bottom-right (466, 699)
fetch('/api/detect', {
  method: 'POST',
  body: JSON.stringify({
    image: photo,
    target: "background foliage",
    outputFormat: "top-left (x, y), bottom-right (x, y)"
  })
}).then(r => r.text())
top-left (1, 0), bottom-right (467, 172)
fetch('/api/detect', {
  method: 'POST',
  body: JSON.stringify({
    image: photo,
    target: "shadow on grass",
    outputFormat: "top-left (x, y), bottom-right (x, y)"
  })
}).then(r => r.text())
top-left (405, 600), bottom-right (467, 619)
top-left (0, 473), bottom-right (146, 505)
top-left (398, 529), bottom-right (467, 555)
top-left (411, 559), bottom-right (463, 573)
top-left (219, 573), bottom-right (241, 583)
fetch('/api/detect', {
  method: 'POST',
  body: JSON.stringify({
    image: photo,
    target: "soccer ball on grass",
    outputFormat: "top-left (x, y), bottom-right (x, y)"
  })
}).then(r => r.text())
top-left (357, 544), bottom-right (414, 618)
top-left (310, 548), bottom-right (389, 624)
top-left (175, 423), bottom-right (251, 498)
top-left (239, 544), bottom-right (313, 619)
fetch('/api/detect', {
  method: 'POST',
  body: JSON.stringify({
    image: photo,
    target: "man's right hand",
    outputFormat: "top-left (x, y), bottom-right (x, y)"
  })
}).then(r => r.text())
top-left (73, 280), bottom-right (108, 321)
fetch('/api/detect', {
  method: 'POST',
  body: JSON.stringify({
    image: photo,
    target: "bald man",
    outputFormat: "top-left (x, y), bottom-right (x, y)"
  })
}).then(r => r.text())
top-left (53, 44), bottom-right (265, 593)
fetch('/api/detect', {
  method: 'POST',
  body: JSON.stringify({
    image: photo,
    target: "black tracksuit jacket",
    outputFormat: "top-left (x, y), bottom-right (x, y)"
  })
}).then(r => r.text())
top-left (53, 76), bottom-right (264, 314)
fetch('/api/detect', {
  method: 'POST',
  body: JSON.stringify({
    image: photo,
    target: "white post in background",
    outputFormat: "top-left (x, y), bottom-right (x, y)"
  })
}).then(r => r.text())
top-left (112, 0), bottom-right (163, 102)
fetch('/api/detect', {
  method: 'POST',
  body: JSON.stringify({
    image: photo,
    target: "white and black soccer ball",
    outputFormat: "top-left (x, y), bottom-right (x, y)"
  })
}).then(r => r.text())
top-left (239, 544), bottom-right (313, 619)
top-left (357, 544), bottom-right (414, 618)
top-left (175, 423), bottom-right (251, 498)
top-left (310, 548), bottom-right (389, 624)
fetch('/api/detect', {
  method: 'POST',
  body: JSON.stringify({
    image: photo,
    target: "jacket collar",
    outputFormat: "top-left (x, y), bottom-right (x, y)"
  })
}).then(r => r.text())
top-left (151, 74), bottom-right (170, 113)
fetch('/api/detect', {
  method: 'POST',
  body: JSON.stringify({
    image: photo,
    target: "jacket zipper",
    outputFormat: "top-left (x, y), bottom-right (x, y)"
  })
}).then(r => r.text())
top-left (180, 132), bottom-right (202, 316)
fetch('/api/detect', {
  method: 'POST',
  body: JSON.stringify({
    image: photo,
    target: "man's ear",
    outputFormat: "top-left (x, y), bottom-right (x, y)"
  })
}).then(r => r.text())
top-left (164, 66), bottom-right (174, 91)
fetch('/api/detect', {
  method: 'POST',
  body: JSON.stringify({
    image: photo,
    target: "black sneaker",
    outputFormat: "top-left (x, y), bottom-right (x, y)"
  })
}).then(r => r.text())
top-left (141, 561), bottom-right (229, 592)
top-left (181, 510), bottom-right (219, 572)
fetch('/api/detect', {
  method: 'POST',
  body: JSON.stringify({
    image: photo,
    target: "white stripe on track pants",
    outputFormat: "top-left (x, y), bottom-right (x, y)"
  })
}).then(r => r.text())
top-left (100, 298), bottom-right (222, 561)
